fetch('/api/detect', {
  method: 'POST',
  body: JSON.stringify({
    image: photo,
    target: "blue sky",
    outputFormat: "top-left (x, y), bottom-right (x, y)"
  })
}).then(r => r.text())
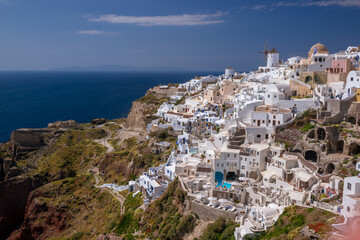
top-left (0, 0), bottom-right (359, 71)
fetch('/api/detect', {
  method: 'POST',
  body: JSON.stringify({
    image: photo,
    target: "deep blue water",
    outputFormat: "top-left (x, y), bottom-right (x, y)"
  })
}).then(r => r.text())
top-left (0, 71), bottom-right (221, 142)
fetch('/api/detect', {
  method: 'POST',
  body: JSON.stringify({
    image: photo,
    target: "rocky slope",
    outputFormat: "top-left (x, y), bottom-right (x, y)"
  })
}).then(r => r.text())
top-left (8, 174), bottom-right (122, 240)
top-left (0, 175), bottom-right (45, 239)
top-left (0, 92), bottom-right (174, 239)
top-left (126, 91), bottom-right (168, 132)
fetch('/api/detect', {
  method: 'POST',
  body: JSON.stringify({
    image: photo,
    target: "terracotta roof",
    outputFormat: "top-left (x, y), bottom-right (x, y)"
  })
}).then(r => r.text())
top-left (269, 48), bottom-right (279, 54)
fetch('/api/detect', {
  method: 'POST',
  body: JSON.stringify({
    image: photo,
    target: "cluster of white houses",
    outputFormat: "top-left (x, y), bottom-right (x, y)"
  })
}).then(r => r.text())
top-left (130, 43), bottom-right (360, 239)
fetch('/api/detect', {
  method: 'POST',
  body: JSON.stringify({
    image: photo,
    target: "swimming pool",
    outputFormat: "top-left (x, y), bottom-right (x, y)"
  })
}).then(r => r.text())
top-left (216, 181), bottom-right (232, 189)
top-left (215, 172), bottom-right (233, 188)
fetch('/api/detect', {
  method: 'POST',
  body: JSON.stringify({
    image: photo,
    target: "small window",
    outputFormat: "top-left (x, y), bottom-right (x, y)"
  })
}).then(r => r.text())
top-left (217, 163), bottom-right (219, 167)
top-left (348, 183), bottom-right (352, 190)
top-left (278, 121), bottom-right (280, 124)
top-left (351, 77), bottom-right (354, 81)
top-left (265, 134), bottom-right (269, 139)
top-left (227, 154), bottom-right (230, 157)
top-left (262, 120), bottom-right (265, 123)
top-left (347, 206), bottom-right (351, 212)
top-left (257, 135), bottom-right (261, 138)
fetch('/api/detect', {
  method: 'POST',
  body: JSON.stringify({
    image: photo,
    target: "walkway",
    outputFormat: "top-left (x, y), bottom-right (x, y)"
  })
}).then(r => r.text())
top-left (91, 168), bottom-right (126, 214)
top-left (94, 125), bottom-right (114, 153)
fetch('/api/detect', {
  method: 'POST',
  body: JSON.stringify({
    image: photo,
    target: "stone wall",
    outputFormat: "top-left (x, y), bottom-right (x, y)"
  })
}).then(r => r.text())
top-left (190, 201), bottom-right (237, 221)
top-left (347, 102), bottom-right (360, 124)
top-left (10, 128), bottom-right (55, 152)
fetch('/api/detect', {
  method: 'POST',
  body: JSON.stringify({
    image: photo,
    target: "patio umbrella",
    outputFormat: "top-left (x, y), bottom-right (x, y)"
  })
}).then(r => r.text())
top-left (208, 197), bottom-right (217, 201)
top-left (196, 194), bottom-right (205, 201)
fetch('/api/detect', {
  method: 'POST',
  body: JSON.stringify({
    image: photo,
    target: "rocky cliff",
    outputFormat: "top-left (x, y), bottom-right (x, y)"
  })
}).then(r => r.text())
top-left (125, 100), bottom-right (149, 131)
top-left (8, 174), bottom-right (122, 240)
top-left (0, 175), bottom-right (45, 238)
top-left (126, 92), bottom-right (169, 132)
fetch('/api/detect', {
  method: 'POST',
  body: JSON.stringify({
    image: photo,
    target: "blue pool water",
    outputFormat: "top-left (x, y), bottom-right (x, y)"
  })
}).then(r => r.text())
top-left (217, 181), bottom-right (232, 189)
top-left (215, 171), bottom-right (232, 188)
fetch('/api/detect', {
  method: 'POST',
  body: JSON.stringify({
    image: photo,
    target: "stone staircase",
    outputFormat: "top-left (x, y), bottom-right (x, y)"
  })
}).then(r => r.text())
top-left (227, 128), bottom-right (246, 150)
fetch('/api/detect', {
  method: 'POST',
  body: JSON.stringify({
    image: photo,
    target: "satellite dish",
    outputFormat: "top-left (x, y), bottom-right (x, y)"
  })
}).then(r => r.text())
top-left (356, 55), bottom-right (360, 61)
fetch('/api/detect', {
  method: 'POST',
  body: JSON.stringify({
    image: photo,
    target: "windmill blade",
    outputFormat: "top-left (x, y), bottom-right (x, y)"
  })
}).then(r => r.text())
top-left (264, 41), bottom-right (269, 52)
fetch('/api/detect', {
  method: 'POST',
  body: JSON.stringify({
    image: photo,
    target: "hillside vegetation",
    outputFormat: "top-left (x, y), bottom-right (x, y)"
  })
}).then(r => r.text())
top-left (246, 206), bottom-right (338, 240)
top-left (199, 217), bottom-right (238, 240)
top-left (10, 174), bottom-right (123, 240)
top-left (139, 178), bottom-right (197, 240)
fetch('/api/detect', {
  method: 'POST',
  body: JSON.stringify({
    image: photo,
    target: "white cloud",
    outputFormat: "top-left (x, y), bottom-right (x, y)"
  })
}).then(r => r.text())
top-left (303, 0), bottom-right (360, 7)
top-left (87, 11), bottom-right (225, 26)
top-left (244, 0), bottom-right (360, 11)
top-left (251, 5), bottom-right (267, 11)
top-left (77, 30), bottom-right (119, 35)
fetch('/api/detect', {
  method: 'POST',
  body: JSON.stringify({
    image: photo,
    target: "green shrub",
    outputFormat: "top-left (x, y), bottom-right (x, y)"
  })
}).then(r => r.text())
top-left (200, 217), bottom-right (236, 240)
top-left (300, 123), bottom-right (315, 132)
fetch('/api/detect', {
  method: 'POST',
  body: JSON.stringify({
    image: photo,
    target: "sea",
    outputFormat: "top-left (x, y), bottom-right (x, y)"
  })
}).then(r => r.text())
top-left (0, 71), bottom-right (221, 142)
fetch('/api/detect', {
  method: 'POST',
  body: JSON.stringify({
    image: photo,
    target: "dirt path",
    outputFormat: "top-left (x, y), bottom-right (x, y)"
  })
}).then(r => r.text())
top-left (94, 126), bottom-right (114, 153)
top-left (103, 187), bottom-right (126, 214)
top-left (90, 167), bottom-right (126, 214)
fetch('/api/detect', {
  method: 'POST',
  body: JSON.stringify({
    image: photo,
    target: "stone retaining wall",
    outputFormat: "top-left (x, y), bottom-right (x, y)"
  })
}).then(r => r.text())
top-left (190, 201), bottom-right (237, 221)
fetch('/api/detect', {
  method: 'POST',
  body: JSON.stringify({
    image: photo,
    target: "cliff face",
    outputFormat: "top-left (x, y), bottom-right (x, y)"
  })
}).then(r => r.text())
top-left (8, 174), bottom-right (123, 240)
top-left (126, 92), bottom-right (169, 132)
top-left (125, 100), bottom-right (149, 131)
top-left (8, 189), bottom-right (69, 240)
top-left (0, 175), bottom-right (44, 239)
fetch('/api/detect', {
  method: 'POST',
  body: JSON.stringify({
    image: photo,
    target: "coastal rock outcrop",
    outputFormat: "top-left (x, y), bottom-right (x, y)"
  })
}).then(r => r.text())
top-left (91, 118), bottom-right (107, 125)
top-left (126, 101), bottom-right (148, 131)
top-left (10, 128), bottom-right (63, 154)
top-left (48, 120), bottom-right (80, 129)
top-left (126, 92), bottom-right (168, 132)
